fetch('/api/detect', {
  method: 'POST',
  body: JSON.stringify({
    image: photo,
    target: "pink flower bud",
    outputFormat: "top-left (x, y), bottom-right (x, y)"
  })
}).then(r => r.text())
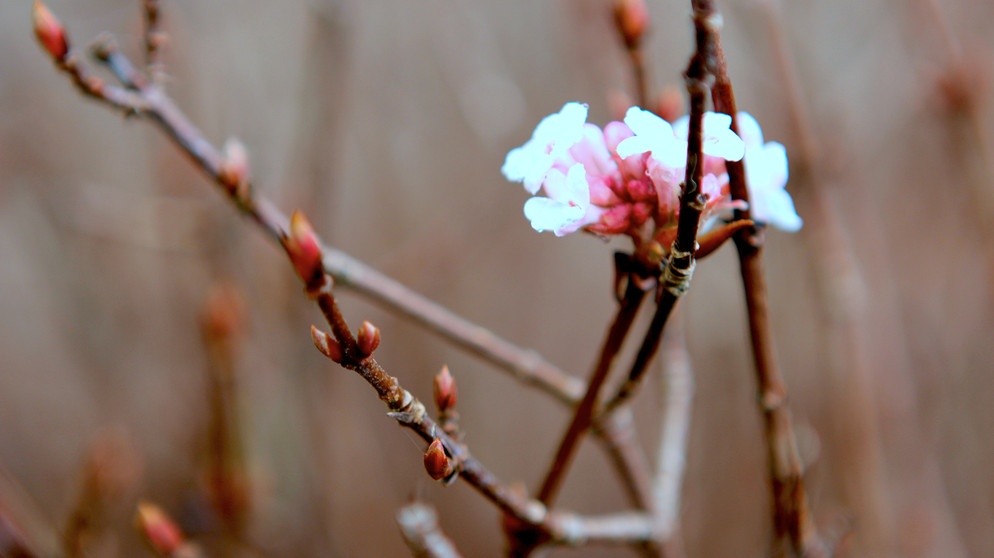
top-left (310, 325), bottom-right (343, 362)
top-left (135, 502), bottom-right (184, 556)
top-left (355, 320), bottom-right (380, 358)
top-left (433, 365), bottom-right (457, 413)
top-left (423, 439), bottom-right (453, 481)
top-left (33, 1), bottom-right (69, 62)
top-left (285, 210), bottom-right (324, 287)
top-left (614, 0), bottom-right (649, 50)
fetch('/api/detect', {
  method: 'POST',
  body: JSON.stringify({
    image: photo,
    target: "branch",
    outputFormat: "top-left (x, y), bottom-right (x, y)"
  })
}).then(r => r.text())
top-left (536, 269), bottom-right (650, 506)
top-left (33, 3), bottom-right (584, 407)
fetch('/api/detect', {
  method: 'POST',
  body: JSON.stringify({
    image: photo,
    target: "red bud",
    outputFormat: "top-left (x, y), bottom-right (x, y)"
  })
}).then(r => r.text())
top-left (33, 0), bottom-right (69, 62)
top-left (310, 325), bottom-right (343, 362)
top-left (423, 439), bottom-right (453, 481)
top-left (433, 365), bottom-right (457, 413)
top-left (285, 211), bottom-right (324, 287)
top-left (355, 320), bottom-right (380, 358)
top-left (135, 502), bottom-right (184, 556)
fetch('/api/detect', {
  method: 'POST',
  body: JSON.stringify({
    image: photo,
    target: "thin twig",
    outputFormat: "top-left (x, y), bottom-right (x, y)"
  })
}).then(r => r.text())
top-left (56, 25), bottom-right (586, 407)
top-left (536, 276), bottom-right (649, 506)
top-left (142, 0), bottom-right (166, 83)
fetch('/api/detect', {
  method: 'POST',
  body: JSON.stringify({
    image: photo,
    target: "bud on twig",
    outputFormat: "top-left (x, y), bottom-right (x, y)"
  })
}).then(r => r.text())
top-left (310, 325), bottom-right (343, 363)
top-left (135, 502), bottom-right (184, 556)
top-left (423, 439), bottom-right (454, 481)
top-left (355, 320), bottom-right (381, 358)
top-left (433, 365), bottom-right (457, 413)
top-left (33, 0), bottom-right (69, 62)
top-left (613, 0), bottom-right (648, 50)
top-left (284, 210), bottom-right (324, 288)
top-left (219, 138), bottom-right (251, 203)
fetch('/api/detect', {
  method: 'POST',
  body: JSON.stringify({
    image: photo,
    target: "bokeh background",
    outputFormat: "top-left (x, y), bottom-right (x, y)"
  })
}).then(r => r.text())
top-left (2, 0), bottom-right (993, 556)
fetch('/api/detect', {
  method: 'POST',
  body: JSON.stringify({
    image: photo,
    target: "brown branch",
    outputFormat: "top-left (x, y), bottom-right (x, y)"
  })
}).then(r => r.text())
top-left (34, 5), bottom-right (663, 551)
top-left (708, 24), bottom-right (825, 558)
top-left (536, 272), bottom-right (650, 506)
top-left (599, 4), bottom-right (713, 416)
top-left (37, 10), bottom-right (584, 406)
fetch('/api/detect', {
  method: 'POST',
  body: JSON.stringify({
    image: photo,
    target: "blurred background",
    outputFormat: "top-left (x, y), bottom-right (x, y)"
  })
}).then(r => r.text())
top-left (1, 0), bottom-right (993, 556)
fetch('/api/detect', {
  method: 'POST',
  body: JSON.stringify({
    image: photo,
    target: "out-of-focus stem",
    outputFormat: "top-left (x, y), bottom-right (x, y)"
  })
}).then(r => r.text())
top-left (536, 279), bottom-right (648, 506)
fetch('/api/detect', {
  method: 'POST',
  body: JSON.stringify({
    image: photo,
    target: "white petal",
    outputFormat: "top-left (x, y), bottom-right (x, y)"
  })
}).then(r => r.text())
top-left (523, 197), bottom-right (584, 235)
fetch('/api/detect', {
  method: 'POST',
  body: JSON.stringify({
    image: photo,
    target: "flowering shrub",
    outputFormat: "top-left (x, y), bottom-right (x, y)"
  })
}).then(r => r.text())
top-left (502, 102), bottom-right (802, 251)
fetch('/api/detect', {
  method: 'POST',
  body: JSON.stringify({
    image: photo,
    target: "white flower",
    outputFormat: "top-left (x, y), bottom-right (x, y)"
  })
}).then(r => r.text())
top-left (616, 107), bottom-right (685, 169)
top-left (672, 112), bottom-right (745, 162)
top-left (736, 113), bottom-right (801, 232)
top-left (502, 102), bottom-right (589, 194)
top-left (523, 164), bottom-right (599, 236)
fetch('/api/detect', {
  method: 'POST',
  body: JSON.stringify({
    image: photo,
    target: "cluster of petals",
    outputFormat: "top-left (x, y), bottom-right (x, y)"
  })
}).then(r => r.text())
top-left (501, 102), bottom-right (801, 245)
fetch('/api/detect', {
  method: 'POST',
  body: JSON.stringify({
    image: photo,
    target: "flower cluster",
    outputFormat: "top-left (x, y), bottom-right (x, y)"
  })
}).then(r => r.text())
top-left (501, 102), bottom-right (801, 253)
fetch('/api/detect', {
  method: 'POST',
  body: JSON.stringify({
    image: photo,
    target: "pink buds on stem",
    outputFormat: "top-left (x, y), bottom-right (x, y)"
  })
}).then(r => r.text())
top-left (356, 320), bottom-right (381, 358)
top-left (433, 365), bottom-right (457, 414)
top-left (284, 210), bottom-right (324, 289)
top-left (33, 1), bottom-right (69, 62)
top-left (423, 439), bottom-right (454, 481)
top-left (310, 325), bottom-right (343, 363)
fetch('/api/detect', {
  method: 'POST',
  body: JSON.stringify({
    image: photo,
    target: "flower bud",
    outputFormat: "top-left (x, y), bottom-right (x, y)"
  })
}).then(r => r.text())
top-left (423, 439), bottom-right (453, 481)
top-left (285, 210), bottom-right (324, 288)
top-left (219, 138), bottom-right (250, 202)
top-left (355, 320), bottom-right (380, 358)
top-left (653, 86), bottom-right (684, 124)
top-left (433, 365), bottom-right (457, 413)
top-left (33, 1), bottom-right (69, 62)
top-left (135, 502), bottom-right (184, 556)
top-left (310, 325), bottom-right (343, 363)
top-left (614, 0), bottom-right (648, 50)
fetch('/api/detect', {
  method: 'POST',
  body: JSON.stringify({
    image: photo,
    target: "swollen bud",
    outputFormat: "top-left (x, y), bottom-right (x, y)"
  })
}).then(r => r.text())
top-left (33, 1), bottom-right (69, 62)
top-left (433, 365), bottom-right (457, 413)
top-left (423, 439), bottom-right (453, 481)
top-left (219, 138), bottom-right (250, 203)
top-left (285, 210), bottom-right (324, 288)
top-left (613, 0), bottom-right (648, 50)
top-left (355, 320), bottom-right (381, 358)
top-left (310, 325), bottom-right (343, 363)
top-left (135, 502), bottom-right (184, 556)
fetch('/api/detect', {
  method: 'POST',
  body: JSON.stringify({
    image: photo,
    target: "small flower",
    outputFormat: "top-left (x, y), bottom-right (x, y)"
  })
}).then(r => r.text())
top-left (522, 164), bottom-right (602, 236)
top-left (502, 102), bottom-right (589, 194)
top-left (736, 113), bottom-right (801, 232)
